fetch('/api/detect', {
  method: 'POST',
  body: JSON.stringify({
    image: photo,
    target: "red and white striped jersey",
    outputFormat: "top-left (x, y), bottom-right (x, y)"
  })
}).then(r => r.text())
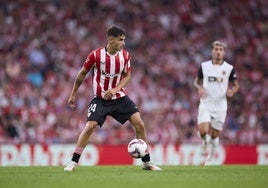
top-left (83, 47), bottom-right (131, 100)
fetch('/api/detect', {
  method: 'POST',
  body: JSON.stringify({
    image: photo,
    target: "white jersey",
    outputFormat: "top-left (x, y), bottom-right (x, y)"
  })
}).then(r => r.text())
top-left (197, 60), bottom-right (237, 111)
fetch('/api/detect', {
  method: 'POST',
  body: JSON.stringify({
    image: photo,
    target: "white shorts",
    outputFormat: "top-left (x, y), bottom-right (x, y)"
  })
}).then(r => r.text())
top-left (197, 107), bottom-right (227, 131)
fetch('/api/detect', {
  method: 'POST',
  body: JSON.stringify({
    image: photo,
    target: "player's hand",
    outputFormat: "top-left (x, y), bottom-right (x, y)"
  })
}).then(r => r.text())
top-left (198, 87), bottom-right (207, 99)
top-left (68, 96), bottom-right (76, 109)
top-left (226, 89), bottom-right (234, 97)
top-left (104, 88), bottom-right (117, 99)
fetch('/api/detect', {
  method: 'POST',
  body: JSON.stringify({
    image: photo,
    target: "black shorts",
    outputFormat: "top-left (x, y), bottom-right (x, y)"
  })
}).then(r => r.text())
top-left (86, 96), bottom-right (139, 127)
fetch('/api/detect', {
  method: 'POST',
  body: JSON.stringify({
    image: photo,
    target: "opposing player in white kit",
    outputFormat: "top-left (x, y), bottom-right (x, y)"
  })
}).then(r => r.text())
top-left (194, 41), bottom-right (239, 165)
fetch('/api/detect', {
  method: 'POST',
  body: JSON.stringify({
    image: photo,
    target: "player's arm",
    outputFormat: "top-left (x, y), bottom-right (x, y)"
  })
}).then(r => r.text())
top-left (194, 65), bottom-right (203, 89)
top-left (68, 67), bottom-right (90, 109)
top-left (116, 71), bottom-right (131, 90)
top-left (194, 66), bottom-right (207, 99)
top-left (104, 71), bottom-right (131, 99)
top-left (194, 77), bottom-right (207, 99)
top-left (194, 76), bottom-right (202, 89)
top-left (226, 80), bottom-right (239, 97)
top-left (226, 68), bottom-right (239, 97)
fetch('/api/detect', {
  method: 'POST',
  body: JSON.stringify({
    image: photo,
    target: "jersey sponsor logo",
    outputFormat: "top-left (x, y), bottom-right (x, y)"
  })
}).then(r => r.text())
top-left (101, 70), bottom-right (121, 78)
top-left (208, 76), bottom-right (223, 82)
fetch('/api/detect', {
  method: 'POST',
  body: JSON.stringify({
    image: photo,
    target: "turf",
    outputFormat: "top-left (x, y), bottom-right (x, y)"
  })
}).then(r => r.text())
top-left (0, 165), bottom-right (267, 188)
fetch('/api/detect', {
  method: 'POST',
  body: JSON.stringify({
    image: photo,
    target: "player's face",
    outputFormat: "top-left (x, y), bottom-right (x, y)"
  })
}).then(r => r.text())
top-left (111, 35), bottom-right (125, 52)
top-left (211, 45), bottom-right (225, 61)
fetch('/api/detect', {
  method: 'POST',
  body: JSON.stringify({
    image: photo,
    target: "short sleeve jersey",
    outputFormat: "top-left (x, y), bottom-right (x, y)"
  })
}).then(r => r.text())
top-left (197, 60), bottom-right (237, 100)
top-left (83, 47), bottom-right (131, 100)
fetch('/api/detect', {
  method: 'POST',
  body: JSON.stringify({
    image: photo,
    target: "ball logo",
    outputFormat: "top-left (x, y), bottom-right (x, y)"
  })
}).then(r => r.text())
top-left (127, 139), bottom-right (148, 159)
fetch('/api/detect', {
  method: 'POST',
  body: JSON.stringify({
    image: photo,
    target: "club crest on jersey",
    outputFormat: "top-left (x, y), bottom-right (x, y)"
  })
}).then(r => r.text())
top-left (222, 71), bottom-right (226, 75)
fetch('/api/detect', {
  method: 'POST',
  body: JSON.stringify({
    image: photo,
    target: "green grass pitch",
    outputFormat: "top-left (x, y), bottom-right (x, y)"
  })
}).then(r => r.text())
top-left (0, 165), bottom-right (267, 188)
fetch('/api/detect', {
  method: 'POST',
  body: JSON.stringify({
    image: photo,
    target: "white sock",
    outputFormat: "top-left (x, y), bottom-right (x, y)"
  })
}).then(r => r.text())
top-left (209, 137), bottom-right (219, 158)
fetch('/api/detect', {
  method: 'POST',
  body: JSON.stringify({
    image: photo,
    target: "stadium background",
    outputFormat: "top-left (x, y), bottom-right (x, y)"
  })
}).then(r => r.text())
top-left (0, 0), bottom-right (268, 165)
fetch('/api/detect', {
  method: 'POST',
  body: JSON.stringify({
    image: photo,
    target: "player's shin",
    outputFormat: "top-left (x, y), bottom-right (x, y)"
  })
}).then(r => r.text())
top-left (209, 137), bottom-right (219, 159)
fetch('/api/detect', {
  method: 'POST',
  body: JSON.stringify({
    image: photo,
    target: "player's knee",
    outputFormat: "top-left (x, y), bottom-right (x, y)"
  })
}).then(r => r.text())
top-left (198, 123), bottom-right (210, 135)
top-left (198, 131), bottom-right (207, 138)
top-left (84, 122), bottom-right (98, 134)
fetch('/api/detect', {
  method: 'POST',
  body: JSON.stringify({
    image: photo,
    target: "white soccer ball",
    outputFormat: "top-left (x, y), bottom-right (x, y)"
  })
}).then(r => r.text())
top-left (127, 138), bottom-right (148, 158)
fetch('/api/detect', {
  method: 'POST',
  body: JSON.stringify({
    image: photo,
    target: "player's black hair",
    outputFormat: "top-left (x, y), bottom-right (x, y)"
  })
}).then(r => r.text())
top-left (107, 25), bottom-right (126, 37)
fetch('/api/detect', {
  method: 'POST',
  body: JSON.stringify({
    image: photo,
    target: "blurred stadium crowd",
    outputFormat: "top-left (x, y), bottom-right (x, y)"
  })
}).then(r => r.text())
top-left (0, 0), bottom-right (268, 145)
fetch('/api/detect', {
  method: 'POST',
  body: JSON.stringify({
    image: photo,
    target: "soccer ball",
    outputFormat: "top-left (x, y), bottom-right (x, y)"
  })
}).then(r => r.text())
top-left (127, 138), bottom-right (148, 158)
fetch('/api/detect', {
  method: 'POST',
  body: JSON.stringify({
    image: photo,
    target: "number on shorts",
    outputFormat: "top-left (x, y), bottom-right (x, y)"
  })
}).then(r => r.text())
top-left (87, 103), bottom-right (97, 117)
top-left (88, 103), bottom-right (97, 112)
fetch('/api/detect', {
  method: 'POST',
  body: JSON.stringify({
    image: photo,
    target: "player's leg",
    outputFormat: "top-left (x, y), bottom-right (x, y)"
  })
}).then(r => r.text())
top-left (204, 112), bottom-right (225, 165)
top-left (71, 121), bottom-right (99, 162)
top-left (204, 128), bottom-right (220, 165)
top-left (64, 98), bottom-right (106, 171)
top-left (198, 122), bottom-right (211, 155)
top-left (128, 112), bottom-right (147, 143)
top-left (197, 107), bottom-right (212, 155)
top-left (210, 128), bottom-right (220, 158)
top-left (64, 121), bottom-right (98, 171)
top-left (129, 112), bottom-right (162, 171)
top-left (111, 96), bottom-right (162, 171)
top-left (208, 119), bottom-right (221, 157)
